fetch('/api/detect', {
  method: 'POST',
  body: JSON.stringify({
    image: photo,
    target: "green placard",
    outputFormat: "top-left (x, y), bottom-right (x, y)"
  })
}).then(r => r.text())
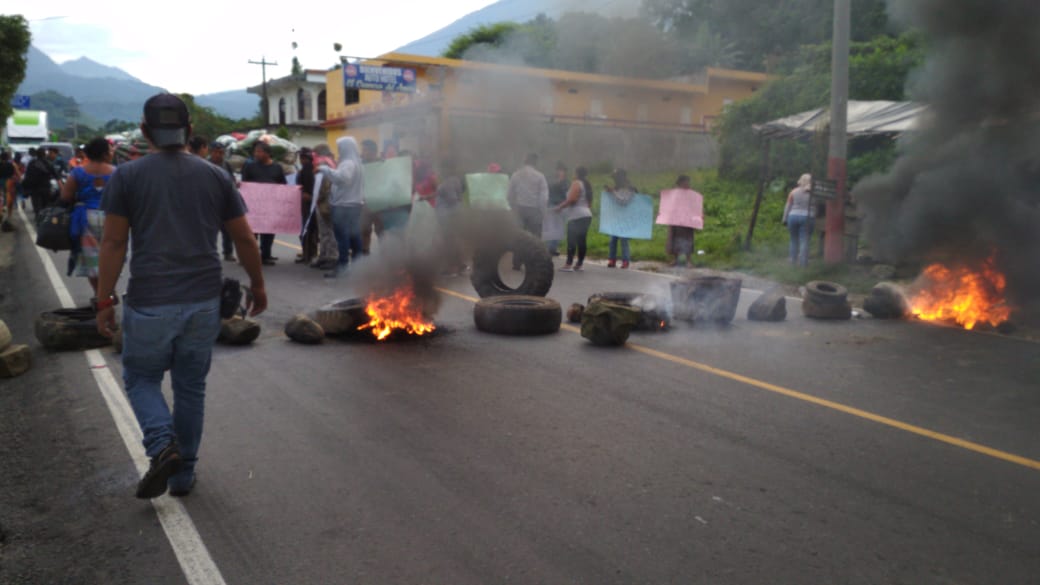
top-left (465, 173), bottom-right (511, 210)
top-left (364, 156), bottom-right (413, 212)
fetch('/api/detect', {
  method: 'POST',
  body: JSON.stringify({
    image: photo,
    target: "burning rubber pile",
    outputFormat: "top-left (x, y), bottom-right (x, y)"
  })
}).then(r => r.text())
top-left (907, 257), bottom-right (1011, 331)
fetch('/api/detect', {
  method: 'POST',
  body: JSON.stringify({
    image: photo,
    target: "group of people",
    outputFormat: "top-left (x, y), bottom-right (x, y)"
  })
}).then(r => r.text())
top-left (0, 146), bottom-right (67, 233)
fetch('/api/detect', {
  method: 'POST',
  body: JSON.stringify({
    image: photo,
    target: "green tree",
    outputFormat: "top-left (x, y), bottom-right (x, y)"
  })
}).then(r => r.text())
top-left (0, 15), bottom-right (31, 122)
top-left (102, 119), bottom-right (139, 134)
top-left (715, 32), bottom-right (925, 180)
top-left (443, 22), bottom-right (521, 59)
top-left (643, 0), bottom-right (892, 71)
top-left (177, 93), bottom-right (257, 140)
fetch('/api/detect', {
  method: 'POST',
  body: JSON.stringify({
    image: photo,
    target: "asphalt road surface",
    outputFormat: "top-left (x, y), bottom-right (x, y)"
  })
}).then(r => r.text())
top-left (2, 215), bottom-right (1039, 585)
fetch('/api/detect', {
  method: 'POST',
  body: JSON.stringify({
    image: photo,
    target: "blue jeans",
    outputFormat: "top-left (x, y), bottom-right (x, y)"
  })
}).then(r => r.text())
top-left (609, 236), bottom-right (630, 262)
top-left (122, 298), bottom-right (221, 472)
top-left (788, 215), bottom-right (814, 266)
top-left (331, 205), bottom-right (363, 267)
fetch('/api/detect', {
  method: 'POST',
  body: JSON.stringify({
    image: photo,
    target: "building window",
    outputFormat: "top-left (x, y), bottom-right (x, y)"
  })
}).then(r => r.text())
top-left (345, 88), bottom-right (360, 105)
top-left (680, 107), bottom-right (692, 125)
top-left (317, 90), bottom-right (327, 121)
top-left (590, 99), bottom-right (604, 118)
top-left (278, 98), bottom-right (286, 126)
top-left (723, 98), bottom-right (734, 107)
top-left (636, 104), bottom-right (648, 122)
top-left (297, 89), bottom-right (313, 121)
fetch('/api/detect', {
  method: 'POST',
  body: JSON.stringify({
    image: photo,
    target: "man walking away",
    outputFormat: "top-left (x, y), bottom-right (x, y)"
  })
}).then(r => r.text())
top-left (241, 142), bottom-right (286, 266)
top-left (95, 93), bottom-right (267, 499)
top-left (208, 142), bottom-right (238, 262)
top-left (507, 153), bottom-right (549, 269)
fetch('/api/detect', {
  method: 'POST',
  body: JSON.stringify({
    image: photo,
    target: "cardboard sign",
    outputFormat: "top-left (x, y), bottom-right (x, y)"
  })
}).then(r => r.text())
top-left (599, 192), bottom-right (655, 240)
top-left (657, 189), bottom-right (704, 229)
top-left (466, 173), bottom-right (511, 210)
top-left (364, 157), bottom-right (413, 212)
top-left (542, 208), bottom-right (565, 241)
top-left (239, 182), bottom-right (302, 234)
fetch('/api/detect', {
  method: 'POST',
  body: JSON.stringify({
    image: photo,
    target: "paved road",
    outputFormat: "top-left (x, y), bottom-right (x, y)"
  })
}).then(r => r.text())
top-left (2, 217), bottom-right (1039, 584)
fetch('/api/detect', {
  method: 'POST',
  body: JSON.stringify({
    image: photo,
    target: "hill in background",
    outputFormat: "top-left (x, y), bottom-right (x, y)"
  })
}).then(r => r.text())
top-left (396, 0), bottom-right (637, 56)
top-left (17, 45), bottom-right (258, 123)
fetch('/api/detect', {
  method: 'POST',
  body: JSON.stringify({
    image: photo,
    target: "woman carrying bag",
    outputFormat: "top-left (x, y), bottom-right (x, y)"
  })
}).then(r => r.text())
top-left (60, 137), bottom-right (114, 295)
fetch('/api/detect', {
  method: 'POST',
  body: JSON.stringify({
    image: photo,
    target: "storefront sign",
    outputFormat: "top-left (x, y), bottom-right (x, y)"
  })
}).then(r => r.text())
top-left (343, 63), bottom-right (417, 94)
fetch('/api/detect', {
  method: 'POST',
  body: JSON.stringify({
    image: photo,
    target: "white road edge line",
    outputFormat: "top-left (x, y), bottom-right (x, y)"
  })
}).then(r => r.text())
top-left (18, 207), bottom-right (227, 585)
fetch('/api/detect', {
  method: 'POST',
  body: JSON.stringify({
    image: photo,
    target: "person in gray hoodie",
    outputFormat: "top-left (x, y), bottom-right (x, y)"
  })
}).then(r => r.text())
top-left (318, 137), bottom-right (365, 278)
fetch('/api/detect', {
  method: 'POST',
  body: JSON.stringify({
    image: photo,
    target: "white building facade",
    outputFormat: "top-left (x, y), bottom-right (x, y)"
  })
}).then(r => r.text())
top-left (248, 69), bottom-right (329, 149)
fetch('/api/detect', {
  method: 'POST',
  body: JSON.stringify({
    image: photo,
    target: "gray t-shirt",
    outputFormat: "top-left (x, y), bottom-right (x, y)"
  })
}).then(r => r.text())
top-left (101, 151), bottom-right (248, 308)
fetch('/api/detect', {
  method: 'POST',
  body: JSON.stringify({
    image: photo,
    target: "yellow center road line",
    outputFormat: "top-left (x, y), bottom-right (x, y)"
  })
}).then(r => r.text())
top-left (436, 286), bottom-right (1040, 472)
top-left (275, 235), bottom-right (1040, 472)
top-left (276, 239), bottom-right (304, 251)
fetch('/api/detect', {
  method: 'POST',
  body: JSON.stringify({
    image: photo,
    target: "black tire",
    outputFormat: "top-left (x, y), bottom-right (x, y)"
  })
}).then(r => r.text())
top-left (35, 307), bottom-right (112, 351)
top-left (313, 298), bottom-right (368, 336)
top-left (802, 298), bottom-right (852, 320)
top-left (805, 281), bottom-right (849, 306)
top-left (470, 230), bottom-right (554, 298)
top-left (587, 292), bottom-right (670, 331)
top-left (473, 296), bottom-right (561, 335)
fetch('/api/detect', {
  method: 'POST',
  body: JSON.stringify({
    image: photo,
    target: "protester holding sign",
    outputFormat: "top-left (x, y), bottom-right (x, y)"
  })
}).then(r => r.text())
top-left (543, 162), bottom-right (569, 256)
top-left (318, 137), bottom-right (366, 278)
top-left (241, 142), bottom-right (287, 266)
top-left (602, 169), bottom-right (645, 269)
top-left (663, 175), bottom-right (700, 268)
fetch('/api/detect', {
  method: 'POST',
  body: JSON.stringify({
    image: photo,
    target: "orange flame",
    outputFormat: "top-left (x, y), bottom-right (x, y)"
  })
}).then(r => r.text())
top-left (910, 257), bottom-right (1011, 330)
top-left (357, 283), bottom-right (436, 341)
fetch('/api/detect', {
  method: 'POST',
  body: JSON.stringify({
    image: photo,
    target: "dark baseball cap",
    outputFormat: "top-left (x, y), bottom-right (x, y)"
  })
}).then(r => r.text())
top-left (143, 93), bottom-right (191, 147)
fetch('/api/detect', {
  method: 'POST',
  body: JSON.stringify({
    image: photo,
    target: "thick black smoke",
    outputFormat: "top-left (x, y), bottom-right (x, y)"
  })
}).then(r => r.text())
top-left (857, 0), bottom-right (1040, 307)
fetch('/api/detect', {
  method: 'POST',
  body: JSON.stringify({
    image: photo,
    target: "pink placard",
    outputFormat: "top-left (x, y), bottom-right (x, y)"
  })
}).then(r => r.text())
top-left (240, 182), bottom-right (302, 234)
top-left (656, 189), bottom-right (704, 229)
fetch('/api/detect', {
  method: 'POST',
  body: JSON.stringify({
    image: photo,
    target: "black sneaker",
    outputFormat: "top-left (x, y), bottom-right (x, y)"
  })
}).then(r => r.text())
top-left (135, 442), bottom-right (183, 499)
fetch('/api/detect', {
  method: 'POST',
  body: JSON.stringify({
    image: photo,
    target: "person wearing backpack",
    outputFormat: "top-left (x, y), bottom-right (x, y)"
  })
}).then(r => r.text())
top-left (23, 147), bottom-right (62, 216)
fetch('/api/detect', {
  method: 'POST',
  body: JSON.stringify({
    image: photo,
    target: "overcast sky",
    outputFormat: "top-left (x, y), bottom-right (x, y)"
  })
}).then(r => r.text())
top-left (21, 0), bottom-right (498, 95)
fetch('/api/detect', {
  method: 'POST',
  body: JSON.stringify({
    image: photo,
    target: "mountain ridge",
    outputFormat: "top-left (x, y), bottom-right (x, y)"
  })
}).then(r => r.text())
top-left (18, 45), bottom-right (258, 122)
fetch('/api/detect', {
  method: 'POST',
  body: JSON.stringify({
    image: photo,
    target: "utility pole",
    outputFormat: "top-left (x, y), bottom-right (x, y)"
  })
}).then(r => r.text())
top-left (249, 57), bottom-right (278, 126)
top-left (825, 0), bottom-right (851, 264)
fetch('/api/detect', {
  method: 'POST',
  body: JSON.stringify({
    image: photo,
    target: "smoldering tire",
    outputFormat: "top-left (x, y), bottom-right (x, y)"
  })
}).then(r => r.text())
top-left (473, 296), bottom-right (562, 336)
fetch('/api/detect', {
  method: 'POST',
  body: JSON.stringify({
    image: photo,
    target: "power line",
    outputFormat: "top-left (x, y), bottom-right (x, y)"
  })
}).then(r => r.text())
top-left (248, 57), bottom-right (279, 124)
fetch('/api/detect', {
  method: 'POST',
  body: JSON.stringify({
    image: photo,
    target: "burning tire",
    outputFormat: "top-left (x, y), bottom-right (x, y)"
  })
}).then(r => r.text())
top-left (805, 281), bottom-right (849, 306)
top-left (587, 292), bottom-right (670, 331)
top-left (313, 299), bottom-right (368, 336)
top-left (473, 296), bottom-right (561, 336)
top-left (470, 231), bottom-right (554, 298)
top-left (35, 307), bottom-right (112, 351)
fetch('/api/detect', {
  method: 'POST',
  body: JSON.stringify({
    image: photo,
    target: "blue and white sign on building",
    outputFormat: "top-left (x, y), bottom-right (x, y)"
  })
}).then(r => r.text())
top-left (343, 63), bottom-right (417, 95)
top-left (11, 94), bottom-right (30, 109)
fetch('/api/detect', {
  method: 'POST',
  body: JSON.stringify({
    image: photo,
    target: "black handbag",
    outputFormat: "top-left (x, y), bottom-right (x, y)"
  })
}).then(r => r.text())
top-left (35, 206), bottom-right (73, 252)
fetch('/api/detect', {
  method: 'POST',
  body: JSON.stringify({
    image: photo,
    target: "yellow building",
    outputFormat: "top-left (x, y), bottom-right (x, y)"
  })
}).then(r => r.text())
top-left (322, 53), bottom-right (769, 172)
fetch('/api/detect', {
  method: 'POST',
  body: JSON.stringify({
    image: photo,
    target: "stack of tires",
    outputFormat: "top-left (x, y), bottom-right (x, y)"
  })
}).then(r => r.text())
top-left (801, 281), bottom-right (852, 320)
